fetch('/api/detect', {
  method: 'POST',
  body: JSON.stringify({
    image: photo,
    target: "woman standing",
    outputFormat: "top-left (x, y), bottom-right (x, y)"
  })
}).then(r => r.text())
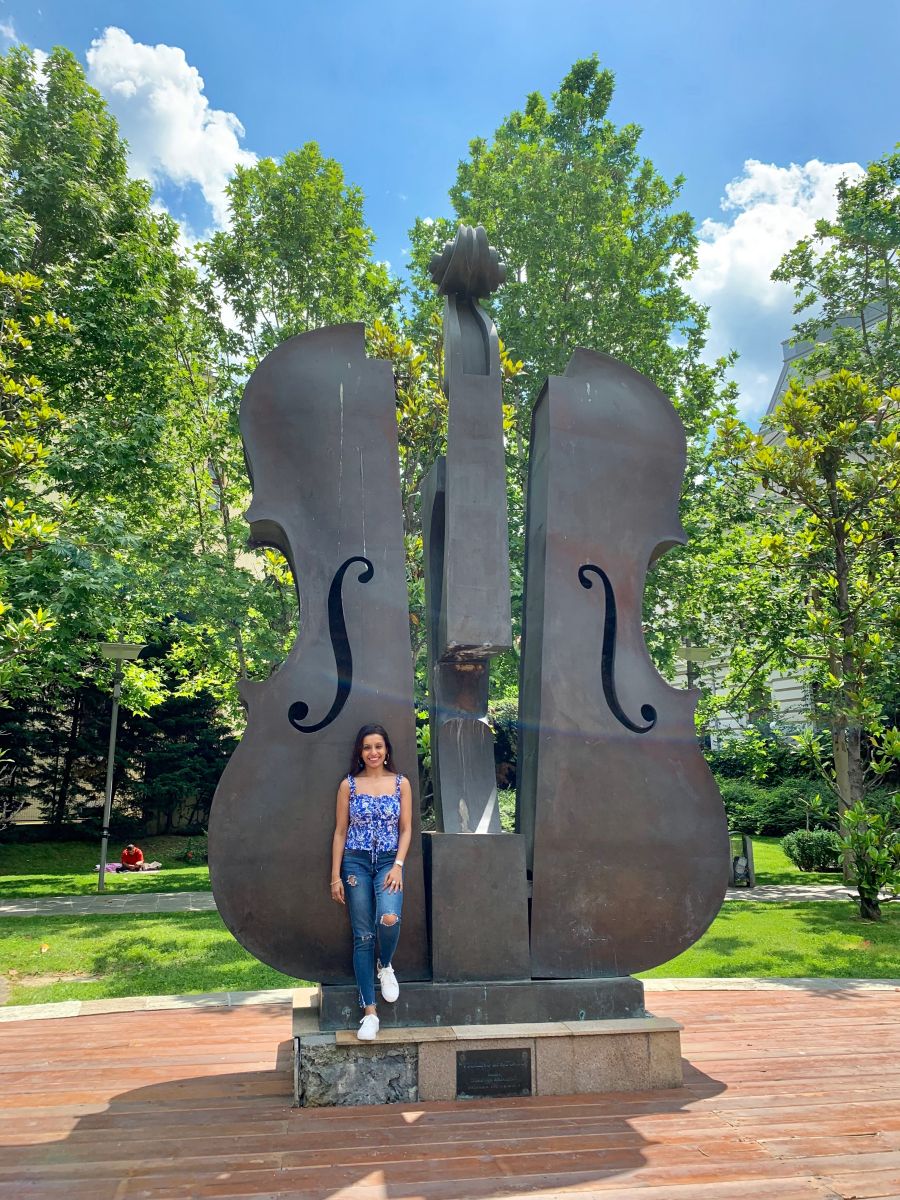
top-left (330, 724), bottom-right (412, 1040)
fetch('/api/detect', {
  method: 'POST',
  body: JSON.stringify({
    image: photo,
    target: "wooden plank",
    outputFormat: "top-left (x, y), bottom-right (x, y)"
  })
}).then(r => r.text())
top-left (1, 989), bottom-right (900, 1199)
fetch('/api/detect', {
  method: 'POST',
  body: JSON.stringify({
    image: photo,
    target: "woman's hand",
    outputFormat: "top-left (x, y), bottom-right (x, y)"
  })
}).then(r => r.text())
top-left (330, 878), bottom-right (345, 905)
top-left (385, 865), bottom-right (403, 893)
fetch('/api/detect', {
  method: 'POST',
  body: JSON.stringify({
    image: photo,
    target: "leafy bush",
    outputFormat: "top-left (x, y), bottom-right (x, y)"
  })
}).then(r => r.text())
top-left (706, 730), bottom-right (816, 783)
top-left (490, 699), bottom-right (518, 790)
top-left (780, 828), bottom-right (843, 872)
top-left (716, 778), bottom-right (829, 836)
top-left (77, 805), bottom-right (146, 841)
top-left (175, 835), bottom-right (208, 864)
top-left (841, 798), bottom-right (900, 920)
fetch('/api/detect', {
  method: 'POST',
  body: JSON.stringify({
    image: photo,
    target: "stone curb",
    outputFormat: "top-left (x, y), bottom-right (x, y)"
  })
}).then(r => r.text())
top-left (0, 987), bottom-right (297, 1023)
top-left (1, 978), bottom-right (898, 1024)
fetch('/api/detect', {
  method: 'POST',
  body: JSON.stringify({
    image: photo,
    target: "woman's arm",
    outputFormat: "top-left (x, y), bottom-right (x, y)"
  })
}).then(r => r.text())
top-left (385, 775), bottom-right (413, 893)
top-left (330, 778), bottom-right (350, 905)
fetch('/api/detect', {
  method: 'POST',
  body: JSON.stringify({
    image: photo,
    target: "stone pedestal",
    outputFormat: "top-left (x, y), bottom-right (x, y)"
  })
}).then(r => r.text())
top-left (293, 988), bottom-right (683, 1107)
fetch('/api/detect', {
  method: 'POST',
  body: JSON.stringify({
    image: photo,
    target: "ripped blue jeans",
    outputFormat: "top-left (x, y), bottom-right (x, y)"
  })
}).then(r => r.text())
top-left (342, 850), bottom-right (403, 1008)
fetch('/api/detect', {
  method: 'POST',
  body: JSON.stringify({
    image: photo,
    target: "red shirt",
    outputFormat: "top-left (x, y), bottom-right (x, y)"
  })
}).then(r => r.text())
top-left (121, 846), bottom-right (144, 866)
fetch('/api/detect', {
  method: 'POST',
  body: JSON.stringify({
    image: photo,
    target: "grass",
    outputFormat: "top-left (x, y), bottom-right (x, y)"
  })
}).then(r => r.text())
top-left (0, 911), bottom-right (299, 1006)
top-left (0, 837), bottom-right (211, 898)
top-left (2, 901), bottom-right (898, 1007)
top-left (750, 835), bottom-right (844, 887)
top-left (639, 901), bottom-right (900, 979)
top-left (0, 826), bottom-right (847, 899)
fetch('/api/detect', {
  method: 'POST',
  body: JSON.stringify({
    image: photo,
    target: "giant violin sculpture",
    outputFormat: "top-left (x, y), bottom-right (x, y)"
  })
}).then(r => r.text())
top-left (209, 224), bottom-right (729, 1009)
top-left (517, 350), bottom-right (730, 978)
top-left (208, 324), bottom-right (429, 984)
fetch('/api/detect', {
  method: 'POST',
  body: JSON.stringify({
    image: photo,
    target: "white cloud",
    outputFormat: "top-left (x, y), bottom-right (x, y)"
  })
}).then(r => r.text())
top-left (688, 158), bottom-right (863, 419)
top-left (0, 18), bottom-right (16, 40)
top-left (86, 26), bottom-right (256, 230)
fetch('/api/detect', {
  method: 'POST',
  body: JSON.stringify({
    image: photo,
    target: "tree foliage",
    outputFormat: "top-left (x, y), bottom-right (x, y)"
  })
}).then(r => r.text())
top-left (773, 150), bottom-right (900, 393)
top-left (702, 154), bottom-right (900, 909)
top-left (0, 269), bottom-right (67, 691)
top-left (200, 145), bottom-right (398, 361)
top-left (404, 57), bottom-right (736, 682)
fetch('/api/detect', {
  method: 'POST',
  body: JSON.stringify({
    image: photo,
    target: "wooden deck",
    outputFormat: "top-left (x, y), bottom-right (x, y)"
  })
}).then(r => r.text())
top-left (2, 986), bottom-right (900, 1199)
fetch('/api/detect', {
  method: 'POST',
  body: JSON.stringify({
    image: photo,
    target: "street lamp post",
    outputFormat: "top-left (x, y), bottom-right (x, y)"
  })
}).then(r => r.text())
top-left (97, 642), bottom-right (146, 894)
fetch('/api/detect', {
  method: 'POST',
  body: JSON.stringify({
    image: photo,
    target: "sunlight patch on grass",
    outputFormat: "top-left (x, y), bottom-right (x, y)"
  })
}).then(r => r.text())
top-left (640, 902), bottom-right (900, 979)
top-left (3, 901), bottom-right (899, 1007)
top-left (0, 837), bottom-right (211, 897)
top-left (1, 912), bottom-right (300, 1005)
top-left (750, 836), bottom-right (844, 887)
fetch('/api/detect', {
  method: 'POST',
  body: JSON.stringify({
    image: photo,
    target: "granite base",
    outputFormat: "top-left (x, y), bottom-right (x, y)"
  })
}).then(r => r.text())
top-left (293, 996), bottom-right (683, 1107)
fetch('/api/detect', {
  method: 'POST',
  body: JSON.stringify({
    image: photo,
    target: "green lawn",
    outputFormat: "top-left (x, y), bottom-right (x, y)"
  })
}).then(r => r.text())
top-left (0, 837), bottom-right (211, 898)
top-left (750, 836), bottom-right (844, 887)
top-left (1, 911), bottom-right (298, 1005)
top-left (0, 829), bottom-right (843, 900)
top-left (639, 901), bottom-right (900, 979)
top-left (2, 901), bottom-right (898, 1007)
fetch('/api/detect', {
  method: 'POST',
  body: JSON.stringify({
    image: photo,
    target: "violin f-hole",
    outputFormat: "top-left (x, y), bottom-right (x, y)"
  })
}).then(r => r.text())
top-left (578, 563), bottom-right (657, 734)
top-left (288, 555), bottom-right (374, 734)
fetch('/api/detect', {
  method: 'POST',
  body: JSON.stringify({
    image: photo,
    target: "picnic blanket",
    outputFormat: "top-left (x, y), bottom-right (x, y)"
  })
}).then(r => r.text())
top-left (94, 861), bottom-right (163, 873)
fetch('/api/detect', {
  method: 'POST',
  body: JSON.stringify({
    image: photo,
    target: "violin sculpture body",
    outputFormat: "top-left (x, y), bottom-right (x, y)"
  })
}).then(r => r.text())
top-left (208, 324), bottom-right (429, 984)
top-left (518, 349), bottom-right (730, 978)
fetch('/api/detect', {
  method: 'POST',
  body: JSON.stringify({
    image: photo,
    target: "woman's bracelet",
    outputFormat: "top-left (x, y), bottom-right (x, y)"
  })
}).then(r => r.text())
top-left (394, 859), bottom-right (404, 868)
top-left (330, 878), bottom-right (341, 885)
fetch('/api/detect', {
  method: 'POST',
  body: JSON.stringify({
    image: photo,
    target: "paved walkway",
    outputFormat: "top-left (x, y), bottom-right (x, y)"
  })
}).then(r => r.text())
top-left (0, 889), bottom-right (218, 916)
top-left (0, 883), bottom-right (883, 917)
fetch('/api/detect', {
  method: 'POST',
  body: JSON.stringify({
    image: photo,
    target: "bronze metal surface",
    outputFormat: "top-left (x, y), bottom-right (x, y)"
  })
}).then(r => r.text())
top-left (422, 832), bottom-right (530, 982)
top-left (208, 324), bottom-right (429, 984)
top-left (422, 225), bottom-right (511, 835)
top-left (518, 349), bottom-right (730, 978)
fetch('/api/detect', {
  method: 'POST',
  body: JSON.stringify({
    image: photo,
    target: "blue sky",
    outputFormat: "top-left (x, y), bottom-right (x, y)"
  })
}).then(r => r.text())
top-left (4, 0), bottom-right (898, 416)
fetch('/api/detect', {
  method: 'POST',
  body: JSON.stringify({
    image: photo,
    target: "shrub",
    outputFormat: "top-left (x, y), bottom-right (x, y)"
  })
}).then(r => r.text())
top-left (176, 835), bottom-right (208, 864)
top-left (706, 730), bottom-right (815, 782)
top-left (490, 699), bottom-right (518, 790)
top-left (841, 798), bottom-right (900, 920)
top-left (781, 828), bottom-right (843, 872)
top-left (716, 778), bottom-right (828, 836)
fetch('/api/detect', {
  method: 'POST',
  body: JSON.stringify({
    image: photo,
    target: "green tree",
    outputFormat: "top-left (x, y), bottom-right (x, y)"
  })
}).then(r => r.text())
top-left (773, 150), bottom-right (900, 394)
top-left (716, 371), bottom-right (900, 911)
top-left (405, 57), bottom-right (736, 679)
top-left (0, 45), bottom-right (268, 825)
top-left (700, 153), bottom-right (900, 911)
top-left (0, 46), bottom-right (202, 700)
top-left (0, 269), bottom-right (69, 694)
top-left (200, 145), bottom-right (398, 362)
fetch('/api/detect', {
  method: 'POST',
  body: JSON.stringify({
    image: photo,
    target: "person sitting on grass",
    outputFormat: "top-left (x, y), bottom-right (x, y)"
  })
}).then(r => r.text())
top-left (120, 843), bottom-right (145, 872)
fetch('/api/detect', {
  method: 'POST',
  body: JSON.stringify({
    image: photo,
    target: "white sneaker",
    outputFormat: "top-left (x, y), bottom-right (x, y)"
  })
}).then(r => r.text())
top-left (357, 1013), bottom-right (379, 1041)
top-left (378, 963), bottom-right (399, 1003)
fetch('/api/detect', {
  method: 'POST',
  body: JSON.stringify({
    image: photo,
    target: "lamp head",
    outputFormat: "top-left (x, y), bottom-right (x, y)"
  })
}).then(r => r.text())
top-left (99, 642), bottom-right (147, 661)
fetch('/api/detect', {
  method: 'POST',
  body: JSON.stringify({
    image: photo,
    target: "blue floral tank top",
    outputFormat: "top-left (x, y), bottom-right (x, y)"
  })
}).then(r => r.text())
top-left (345, 773), bottom-right (403, 858)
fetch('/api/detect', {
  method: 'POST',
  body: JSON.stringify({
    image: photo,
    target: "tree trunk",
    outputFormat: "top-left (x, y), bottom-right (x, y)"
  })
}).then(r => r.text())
top-left (859, 893), bottom-right (881, 921)
top-left (826, 464), bottom-right (861, 883)
top-left (831, 717), bottom-right (853, 882)
top-left (52, 690), bottom-right (82, 829)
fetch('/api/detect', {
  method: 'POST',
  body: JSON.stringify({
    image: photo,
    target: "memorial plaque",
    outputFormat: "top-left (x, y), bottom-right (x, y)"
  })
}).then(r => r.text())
top-left (456, 1048), bottom-right (532, 1098)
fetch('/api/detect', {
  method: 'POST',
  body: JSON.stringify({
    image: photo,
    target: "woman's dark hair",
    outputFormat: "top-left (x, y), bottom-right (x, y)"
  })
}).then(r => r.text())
top-left (349, 724), bottom-right (396, 776)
